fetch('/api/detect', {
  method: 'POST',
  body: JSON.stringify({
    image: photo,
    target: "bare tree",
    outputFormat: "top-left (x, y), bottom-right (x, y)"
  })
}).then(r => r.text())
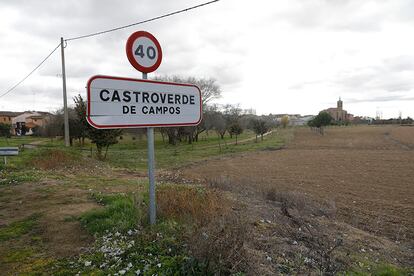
top-left (153, 75), bottom-right (222, 145)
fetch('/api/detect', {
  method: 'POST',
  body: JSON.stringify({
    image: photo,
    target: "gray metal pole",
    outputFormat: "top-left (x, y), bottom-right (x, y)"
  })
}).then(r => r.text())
top-left (143, 72), bottom-right (156, 225)
top-left (60, 37), bottom-right (70, 147)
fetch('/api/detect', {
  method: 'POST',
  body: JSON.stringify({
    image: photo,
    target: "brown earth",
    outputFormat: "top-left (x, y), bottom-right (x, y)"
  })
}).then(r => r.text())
top-left (176, 125), bottom-right (414, 270)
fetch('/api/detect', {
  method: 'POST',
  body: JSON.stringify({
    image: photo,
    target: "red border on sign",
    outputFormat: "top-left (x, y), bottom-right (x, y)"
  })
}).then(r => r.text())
top-left (126, 31), bottom-right (162, 73)
top-left (86, 75), bottom-right (203, 129)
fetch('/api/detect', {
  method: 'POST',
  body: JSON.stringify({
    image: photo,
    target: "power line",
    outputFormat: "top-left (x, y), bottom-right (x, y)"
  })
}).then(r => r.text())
top-left (0, 0), bottom-right (220, 99)
top-left (65, 0), bottom-right (219, 41)
top-left (0, 43), bottom-right (61, 99)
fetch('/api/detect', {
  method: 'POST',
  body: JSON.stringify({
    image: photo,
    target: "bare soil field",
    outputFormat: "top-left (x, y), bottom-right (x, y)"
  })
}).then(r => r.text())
top-left (178, 125), bottom-right (414, 270)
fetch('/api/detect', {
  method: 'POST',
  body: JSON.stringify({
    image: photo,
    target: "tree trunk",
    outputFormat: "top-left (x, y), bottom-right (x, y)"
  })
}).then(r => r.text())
top-left (218, 135), bottom-right (222, 153)
top-left (104, 145), bottom-right (109, 160)
top-left (261, 134), bottom-right (264, 141)
top-left (96, 145), bottom-right (103, 160)
top-left (235, 135), bottom-right (238, 145)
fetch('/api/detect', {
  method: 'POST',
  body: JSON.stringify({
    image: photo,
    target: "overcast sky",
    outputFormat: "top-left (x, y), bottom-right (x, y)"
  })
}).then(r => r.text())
top-left (0, 0), bottom-right (413, 118)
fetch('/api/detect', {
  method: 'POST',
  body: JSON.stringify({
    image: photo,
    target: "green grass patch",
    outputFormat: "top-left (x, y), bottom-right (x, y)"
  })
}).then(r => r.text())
top-left (0, 213), bottom-right (41, 241)
top-left (345, 264), bottom-right (412, 276)
top-left (0, 136), bottom-right (49, 147)
top-left (3, 248), bottom-right (35, 263)
top-left (343, 257), bottom-right (413, 276)
top-left (80, 193), bottom-right (143, 235)
top-left (0, 168), bottom-right (42, 185)
top-left (104, 130), bottom-right (288, 171)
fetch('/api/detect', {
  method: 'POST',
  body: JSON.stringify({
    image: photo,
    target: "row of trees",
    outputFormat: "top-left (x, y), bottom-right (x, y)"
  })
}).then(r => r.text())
top-left (34, 76), bottom-right (277, 159)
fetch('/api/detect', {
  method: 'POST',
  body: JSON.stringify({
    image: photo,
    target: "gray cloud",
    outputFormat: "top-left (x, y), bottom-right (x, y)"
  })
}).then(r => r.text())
top-left (347, 95), bottom-right (414, 103)
top-left (272, 0), bottom-right (414, 32)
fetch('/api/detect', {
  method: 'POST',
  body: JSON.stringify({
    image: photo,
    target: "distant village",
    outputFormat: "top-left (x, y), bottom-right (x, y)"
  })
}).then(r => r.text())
top-left (0, 98), bottom-right (410, 137)
top-left (0, 111), bottom-right (51, 136)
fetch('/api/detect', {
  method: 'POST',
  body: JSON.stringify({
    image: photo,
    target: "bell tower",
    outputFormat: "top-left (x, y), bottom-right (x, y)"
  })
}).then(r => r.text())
top-left (337, 97), bottom-right (343, 110)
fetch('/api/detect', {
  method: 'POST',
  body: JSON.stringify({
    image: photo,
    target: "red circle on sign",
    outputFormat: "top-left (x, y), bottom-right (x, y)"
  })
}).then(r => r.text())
top-left (126, 31), bottom-right (162, 73)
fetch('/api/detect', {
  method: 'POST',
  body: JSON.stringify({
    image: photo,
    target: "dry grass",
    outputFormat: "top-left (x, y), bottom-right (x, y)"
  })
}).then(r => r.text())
top-left (156, 184), bottom-right (250, 274)
top-left (266, 189), bottom-right (336, 218)
top-left (30, 149), bottom-right (79, 170)
top-left (156, 184), bottom-right (229, 226)
top-left (188, 212), bottom-right (250, 274)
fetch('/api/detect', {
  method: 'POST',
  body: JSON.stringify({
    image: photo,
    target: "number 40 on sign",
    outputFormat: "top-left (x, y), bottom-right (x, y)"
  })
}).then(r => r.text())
top-left (126, 31), bottom-right (162, 74)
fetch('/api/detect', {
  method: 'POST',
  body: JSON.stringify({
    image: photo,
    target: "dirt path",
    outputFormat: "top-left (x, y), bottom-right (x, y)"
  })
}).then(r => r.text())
top-left (179, 126), bottom-right (414, 243)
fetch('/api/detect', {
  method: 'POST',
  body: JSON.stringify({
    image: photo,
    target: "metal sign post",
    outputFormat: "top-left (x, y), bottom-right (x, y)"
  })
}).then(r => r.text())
top-left (142, 72), bottom-right (156, 225)
top-left (0, 147), bottom-right (19, 166)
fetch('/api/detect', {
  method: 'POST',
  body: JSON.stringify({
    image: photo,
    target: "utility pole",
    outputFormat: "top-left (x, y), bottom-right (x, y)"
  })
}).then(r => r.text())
top-left (60, 37), bottom-right (70, 147)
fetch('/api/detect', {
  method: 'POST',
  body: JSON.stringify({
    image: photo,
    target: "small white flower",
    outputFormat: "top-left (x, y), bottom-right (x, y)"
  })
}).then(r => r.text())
top-left (157, 263), bottom-right (162, 268)
top-left (128, 262), bottom-right (133, 268)
top-left (119, 269), bottom-right (126, 275)
top-left (135, 269), bottom-right (141, 275)
top-left (84, 261), bottom-right (92, 267)
top-left (293, 241), bottom-right (298, 245)
top-left (266, 256), bottom-right (272, 261)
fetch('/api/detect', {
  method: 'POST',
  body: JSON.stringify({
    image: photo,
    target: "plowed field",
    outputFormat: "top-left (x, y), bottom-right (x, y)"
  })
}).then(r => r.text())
top-left (181, 126), bottom-right (414, 242)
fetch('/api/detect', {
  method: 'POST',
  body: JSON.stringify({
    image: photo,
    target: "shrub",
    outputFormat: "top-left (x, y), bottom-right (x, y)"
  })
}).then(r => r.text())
top-left (157, 184), bottom-right (227, 226)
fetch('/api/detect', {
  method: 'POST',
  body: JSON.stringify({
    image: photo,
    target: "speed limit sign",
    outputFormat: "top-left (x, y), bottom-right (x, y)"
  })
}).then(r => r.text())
top-left (126, 31), bottom-right (162, 73)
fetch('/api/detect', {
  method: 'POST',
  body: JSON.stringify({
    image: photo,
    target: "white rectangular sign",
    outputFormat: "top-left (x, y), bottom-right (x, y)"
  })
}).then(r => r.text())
top-left (0, 147), bottom-right (19, 156)
top-left (87, 75), bottom-right (202, 129)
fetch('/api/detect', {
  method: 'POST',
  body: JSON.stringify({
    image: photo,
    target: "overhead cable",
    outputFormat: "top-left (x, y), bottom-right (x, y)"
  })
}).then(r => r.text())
top-left (0, 43), bottom-right (61, 99)
top-left (65, 0), bottom-right (219, 41)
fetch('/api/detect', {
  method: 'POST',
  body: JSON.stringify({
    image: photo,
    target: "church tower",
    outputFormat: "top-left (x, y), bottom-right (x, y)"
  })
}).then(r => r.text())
top-left (337, 97), bottom-right (343, 110)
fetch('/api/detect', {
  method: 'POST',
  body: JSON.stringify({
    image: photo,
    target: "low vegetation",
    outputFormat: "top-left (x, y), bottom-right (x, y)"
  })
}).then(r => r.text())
top-left (0, 213), bottom-right (41, 241)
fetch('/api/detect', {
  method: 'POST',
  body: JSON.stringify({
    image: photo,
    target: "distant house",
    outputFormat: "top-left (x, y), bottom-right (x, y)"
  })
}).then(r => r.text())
top-left (322, 98), bottom-right (353, 123)
top-left (291, 115), bottom-right (315, 126)
top-left (0, 111), bottom-right (22, 125)
top-left (11, 111), bottom-right (51, 136)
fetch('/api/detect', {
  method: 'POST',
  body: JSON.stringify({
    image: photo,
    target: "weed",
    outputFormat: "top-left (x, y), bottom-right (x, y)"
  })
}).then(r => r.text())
top-left (188, 212), bottom-right (250, 275)
top-left (266, 190), bottom-right (336, 218)
top-left (80, 193), bottom-right (143, 235)
top-left (30, 148), bottom-right (80, 170)
top-left (3, 248), bottom-right (35, 263)
top-left (0, 213), bottom-right (41, 241)
top-left (267, 190), bottom-right (343, 274)
top-left (157, 184), bottom-right (227, 226)
top-left (0, 168), bottom-right (42, 185)
top-left (345, 263), bottom-right (413, 276)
